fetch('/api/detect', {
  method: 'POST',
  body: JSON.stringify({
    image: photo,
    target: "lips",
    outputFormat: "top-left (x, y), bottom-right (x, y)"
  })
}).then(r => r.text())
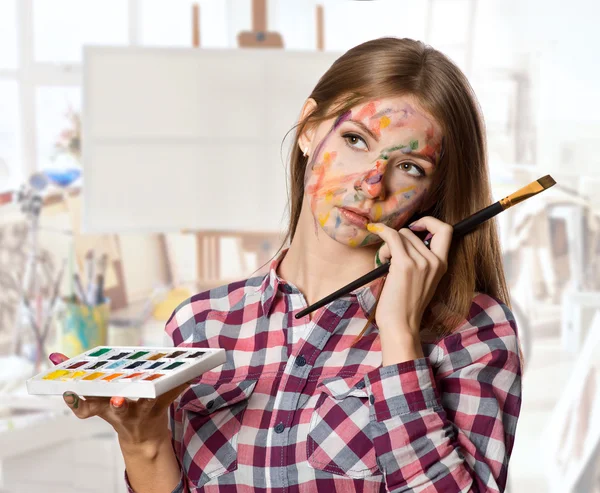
top-left (339, 207), bottom-right (370, 228)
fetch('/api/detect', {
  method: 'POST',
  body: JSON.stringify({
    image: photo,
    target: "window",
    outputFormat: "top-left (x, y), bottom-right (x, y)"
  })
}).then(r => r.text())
top-left (33, 0), bottom-right (129, 63)
top-left (2, 0), bottom-right (529, 194)
top-left (0, 79), bottom-right (21, 191)
top-left (0, 0), bottom-right (18, 70)
top-left (323, 0), bottom-right (429, 53)
top-left (36, 86), bottom-right (81, 171)
top-left (138, 0), bottom-right (229, 48)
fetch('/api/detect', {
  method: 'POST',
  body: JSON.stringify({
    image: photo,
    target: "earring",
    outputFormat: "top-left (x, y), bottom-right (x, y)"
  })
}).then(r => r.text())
top-left (303, 147), bottom-right (308, 157)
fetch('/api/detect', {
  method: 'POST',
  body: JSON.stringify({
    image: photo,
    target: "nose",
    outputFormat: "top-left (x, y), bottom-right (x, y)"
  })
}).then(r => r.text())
top-left (354, 161), bottom-right (387, 200)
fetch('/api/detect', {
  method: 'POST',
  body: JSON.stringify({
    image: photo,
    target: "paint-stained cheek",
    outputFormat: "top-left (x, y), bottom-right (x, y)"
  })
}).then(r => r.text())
top-left (373, 203), bottom-right (384, 222)
top-left (323, 151), bottom-right (336, 166)
top-left (378, 185), bottom-right (424, 227)
top-left (402, 189), bottom-right (416, 200)
top-left (389, 185), bottom-right (419, 204)
top-left (317, 211), bottom-right (331, 227)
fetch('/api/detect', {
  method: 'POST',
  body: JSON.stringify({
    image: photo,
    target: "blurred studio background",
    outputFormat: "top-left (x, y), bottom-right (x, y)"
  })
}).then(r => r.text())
top-left (1, 0), bottom-right (600, 492)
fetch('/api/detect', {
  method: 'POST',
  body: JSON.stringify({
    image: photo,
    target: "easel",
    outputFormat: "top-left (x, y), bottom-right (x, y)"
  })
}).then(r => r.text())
top-left (185, 1), bottom-right (325, 288)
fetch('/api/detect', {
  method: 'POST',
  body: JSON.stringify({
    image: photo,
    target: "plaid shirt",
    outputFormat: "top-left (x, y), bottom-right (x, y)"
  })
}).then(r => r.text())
top-left (125, 247), bottom-right (522, 493)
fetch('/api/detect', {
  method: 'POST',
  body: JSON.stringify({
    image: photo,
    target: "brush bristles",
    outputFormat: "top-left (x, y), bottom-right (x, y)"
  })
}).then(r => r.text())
top-left (538, 175), bottom-right (556, 190)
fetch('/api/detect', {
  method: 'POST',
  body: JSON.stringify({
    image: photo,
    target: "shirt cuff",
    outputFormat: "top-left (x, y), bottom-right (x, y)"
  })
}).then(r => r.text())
top-left (365, 357), bottom-right (442, 421)
top-left (124, 467), bottom-right (186, 493)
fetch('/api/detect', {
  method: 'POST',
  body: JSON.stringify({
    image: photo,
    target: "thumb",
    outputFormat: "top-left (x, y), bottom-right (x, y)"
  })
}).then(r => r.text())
top-left (49, 352), bottom-right (70, 366)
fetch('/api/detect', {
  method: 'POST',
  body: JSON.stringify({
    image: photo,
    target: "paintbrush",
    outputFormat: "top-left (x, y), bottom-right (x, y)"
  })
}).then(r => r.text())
top-left (295, 175), bottom-right (556, 320)
top-left (41, 257), bottom-right (67, 341)
top-left (85, 249), bottom-right (96, 306)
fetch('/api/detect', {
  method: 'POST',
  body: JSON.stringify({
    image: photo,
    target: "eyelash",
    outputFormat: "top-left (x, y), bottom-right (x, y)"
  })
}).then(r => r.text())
top-left (341, 132), bottom-right (426, 178)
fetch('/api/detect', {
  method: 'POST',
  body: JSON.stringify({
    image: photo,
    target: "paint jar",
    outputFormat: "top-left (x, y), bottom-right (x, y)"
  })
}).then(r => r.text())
top-left (58, 298), bottom-right (110, 356)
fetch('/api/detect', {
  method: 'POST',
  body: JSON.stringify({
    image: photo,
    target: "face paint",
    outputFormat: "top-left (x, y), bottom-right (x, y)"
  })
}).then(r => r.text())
top-left (303, 95), bottom-right (443, 247)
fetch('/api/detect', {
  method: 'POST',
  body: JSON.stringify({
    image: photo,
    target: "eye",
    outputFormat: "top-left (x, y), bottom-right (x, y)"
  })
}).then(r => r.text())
top-left (397, 161), bottom-right (425, 178)
top-left (342, 133), bottom-right (368, 151)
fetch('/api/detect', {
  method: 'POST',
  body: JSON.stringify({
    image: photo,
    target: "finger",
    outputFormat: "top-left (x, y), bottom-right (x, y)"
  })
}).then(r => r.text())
top-left (375, 241), bottom-right (391, 267)
top-left (397, 229), bottom-right (429, 270)
top-left (399, 228), bottom-right (441, 268)
top-left (407, 216), bottom-right (453, 264)
top-left (63, 392), bottom-right (110, 419)
top-left (368, 223), bottom-right (413, 268)
top-left (49, 352), bottom-right (69, 365)
top-left (109, 396), bottom-right (130, 418)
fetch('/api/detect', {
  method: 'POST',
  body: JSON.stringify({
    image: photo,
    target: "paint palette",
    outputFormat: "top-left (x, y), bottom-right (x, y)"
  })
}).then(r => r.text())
top-left (26, 346), bottom-right (226, 398)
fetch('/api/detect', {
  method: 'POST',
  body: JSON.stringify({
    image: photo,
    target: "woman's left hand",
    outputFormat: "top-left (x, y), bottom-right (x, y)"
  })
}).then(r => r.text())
top-left (366, 217), bottom-right (453, 360)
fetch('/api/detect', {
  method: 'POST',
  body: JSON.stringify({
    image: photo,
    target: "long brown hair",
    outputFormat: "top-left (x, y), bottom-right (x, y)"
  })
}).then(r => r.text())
top-left (263, 37), bottom-right (519, 360)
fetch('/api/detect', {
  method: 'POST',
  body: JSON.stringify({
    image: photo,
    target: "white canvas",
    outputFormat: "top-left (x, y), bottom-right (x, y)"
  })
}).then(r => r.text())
top-left (82, 46), bottom-right (341, 233)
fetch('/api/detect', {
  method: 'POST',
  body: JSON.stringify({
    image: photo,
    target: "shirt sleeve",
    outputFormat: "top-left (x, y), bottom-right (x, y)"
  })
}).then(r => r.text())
top-left (364, 318), bottom-right (522, 492)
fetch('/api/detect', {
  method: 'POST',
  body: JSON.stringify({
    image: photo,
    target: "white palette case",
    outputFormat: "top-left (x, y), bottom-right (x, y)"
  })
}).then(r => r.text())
top-left (26, 346), bottom-right (226, 398)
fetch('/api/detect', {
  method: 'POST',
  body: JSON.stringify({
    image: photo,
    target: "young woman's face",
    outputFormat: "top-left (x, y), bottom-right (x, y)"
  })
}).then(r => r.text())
top-left (302, 95), bottom-right (444, 247)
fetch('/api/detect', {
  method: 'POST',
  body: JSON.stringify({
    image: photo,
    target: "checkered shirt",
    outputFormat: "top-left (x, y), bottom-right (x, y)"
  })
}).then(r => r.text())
top-left (125, 247), bottom-right (522, 492)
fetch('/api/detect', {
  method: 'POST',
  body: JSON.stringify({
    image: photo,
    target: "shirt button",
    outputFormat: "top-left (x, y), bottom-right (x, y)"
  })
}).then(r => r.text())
top-left (274, 422), bottom-right (285, 433)
top-left (369, 395), bottom-right (375, 404)
top-left (206, 400), bottom-right (214, 409)
top-left (296, 355), bottom-right (306, 367)
top-left (355, 381), bottom-right (365, 389)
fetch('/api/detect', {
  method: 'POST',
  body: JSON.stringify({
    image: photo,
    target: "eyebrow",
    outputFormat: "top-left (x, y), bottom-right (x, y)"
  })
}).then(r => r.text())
top-left (347, 119), bottom-right (436, 167)
top-left (403, 151), bottom-right (435, 167)
top-left (348, 119), bottom-right (380, 142)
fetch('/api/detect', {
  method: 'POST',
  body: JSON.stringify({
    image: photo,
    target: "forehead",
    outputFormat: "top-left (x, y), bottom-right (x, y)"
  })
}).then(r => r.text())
top-left (346, 95), bottom-right (443, 139)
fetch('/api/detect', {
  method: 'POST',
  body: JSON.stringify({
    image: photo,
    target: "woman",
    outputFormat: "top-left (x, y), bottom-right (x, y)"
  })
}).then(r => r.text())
top-left (52, 37), bottom-right (522, 492)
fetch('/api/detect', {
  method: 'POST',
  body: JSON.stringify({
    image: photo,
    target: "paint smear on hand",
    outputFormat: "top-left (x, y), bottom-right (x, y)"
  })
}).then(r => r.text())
top-left (366, 224), bottom-right (384, 233)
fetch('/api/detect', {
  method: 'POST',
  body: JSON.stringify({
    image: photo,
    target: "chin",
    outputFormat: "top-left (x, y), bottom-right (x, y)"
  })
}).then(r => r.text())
top-left (323, 226), bottom-right (381, 249)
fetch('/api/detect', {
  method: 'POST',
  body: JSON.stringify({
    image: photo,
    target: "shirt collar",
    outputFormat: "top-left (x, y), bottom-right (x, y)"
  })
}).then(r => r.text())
top-left (257, 247), bottom-right (385, 320)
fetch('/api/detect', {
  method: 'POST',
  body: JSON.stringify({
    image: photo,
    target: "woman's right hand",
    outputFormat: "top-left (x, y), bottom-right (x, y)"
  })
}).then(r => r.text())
top-left (49, 352), bottom-right (192, 450)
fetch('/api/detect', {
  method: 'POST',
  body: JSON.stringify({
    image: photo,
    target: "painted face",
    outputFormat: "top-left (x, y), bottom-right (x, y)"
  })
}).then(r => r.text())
top-left (303, 95), bottom-right (444, 247)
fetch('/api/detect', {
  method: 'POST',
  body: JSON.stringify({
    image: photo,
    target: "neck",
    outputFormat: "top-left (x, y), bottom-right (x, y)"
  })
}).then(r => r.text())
top-left (277, 197), bottom-right (380, 308)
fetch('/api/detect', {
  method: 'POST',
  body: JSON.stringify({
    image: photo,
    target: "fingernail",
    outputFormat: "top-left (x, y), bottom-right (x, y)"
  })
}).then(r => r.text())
top-left (63, 392), bottom-right (75, 404)
top-left (111, 396), bottom-right (125, 408)
top-left (49, 353), bottom-right (68, 365)
top-left (424, 232), bottom-right (433, 241)
top-left (408, 223), bottom-right (425, 231)
top-left (366, 223), bottom-right (383, 233)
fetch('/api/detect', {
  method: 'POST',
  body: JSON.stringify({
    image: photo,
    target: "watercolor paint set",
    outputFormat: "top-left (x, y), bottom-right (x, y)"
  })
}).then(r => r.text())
top-left (26, 346), bottom-right (226, 398)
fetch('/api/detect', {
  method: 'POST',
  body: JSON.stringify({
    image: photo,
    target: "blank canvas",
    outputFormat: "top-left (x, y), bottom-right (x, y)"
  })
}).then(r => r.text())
top-left (82, 46), bottom-right (340, 233)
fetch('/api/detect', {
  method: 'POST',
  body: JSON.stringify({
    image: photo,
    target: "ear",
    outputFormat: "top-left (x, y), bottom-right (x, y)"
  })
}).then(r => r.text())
top-left (298, 98), bottom-right (318, 156)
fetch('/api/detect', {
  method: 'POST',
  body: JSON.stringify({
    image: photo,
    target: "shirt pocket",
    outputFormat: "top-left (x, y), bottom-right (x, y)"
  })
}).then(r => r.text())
top-left (176, 379), bottom-right (258, 488)
top-left (307, 374), bottom-right (381, 479)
